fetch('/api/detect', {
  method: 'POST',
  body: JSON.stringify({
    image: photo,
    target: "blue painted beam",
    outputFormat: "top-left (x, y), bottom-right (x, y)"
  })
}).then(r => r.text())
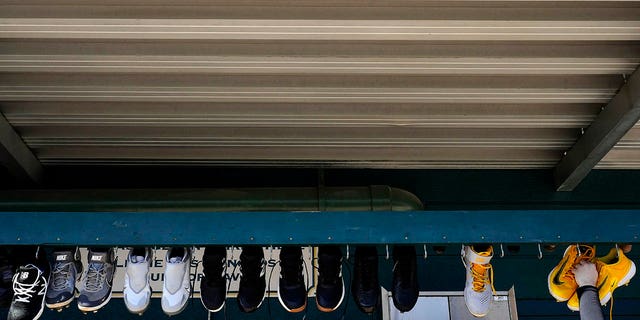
top-left (1, 210), bottom-right (639, 246)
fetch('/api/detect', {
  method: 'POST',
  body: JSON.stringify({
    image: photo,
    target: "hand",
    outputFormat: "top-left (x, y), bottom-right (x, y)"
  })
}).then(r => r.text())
top-left (573, 261), bottom-right (598, 287)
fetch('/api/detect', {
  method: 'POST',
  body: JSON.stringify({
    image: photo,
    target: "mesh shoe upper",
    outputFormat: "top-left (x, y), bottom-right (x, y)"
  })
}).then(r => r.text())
top-left (200, 246), bottom-right (227, 313)
top-left (8, 264), bottom-right (48, 320)
top-left (278, 246), bottom-right (307, 313)
top-left (77, 248), bottom-right (116, 312)
top-left (316, 245), bottom-right (344, 312)
top-left (237, 246), bottom-right (266, 313)
top-left (392, 245), bottom-right (419, 313)
top-left (46, 249), bottom-right (82, 309)
top-left (123, 247), bottom-right (152, 314)
top-left (462, 245), bottom-right (495, 318)
top-left (351, 246), bottom-right (379, 314)
top-left (161, 247), bottom-right (192, 316)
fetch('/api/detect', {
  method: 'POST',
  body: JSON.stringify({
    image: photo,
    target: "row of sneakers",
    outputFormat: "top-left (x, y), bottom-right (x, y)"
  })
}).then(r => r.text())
top-left (548, 244), bottom-right (636, 311)
top-left (6, 244), bottom-right (498, 319)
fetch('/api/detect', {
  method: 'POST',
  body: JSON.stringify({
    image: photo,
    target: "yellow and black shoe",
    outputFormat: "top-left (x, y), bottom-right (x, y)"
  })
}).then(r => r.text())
top-left (548, 245), bottom-right (595, 302)
top-left (566, 246), bottom-right (635, 311)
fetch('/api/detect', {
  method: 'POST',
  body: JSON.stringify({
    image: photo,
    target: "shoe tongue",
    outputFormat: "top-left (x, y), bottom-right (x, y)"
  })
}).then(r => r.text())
top-left (15, 265), bottom-right (40, 284)
top-left (90, 252), bottom-right (109, 264)
top-left (54, 251), bottom-right (74, 263)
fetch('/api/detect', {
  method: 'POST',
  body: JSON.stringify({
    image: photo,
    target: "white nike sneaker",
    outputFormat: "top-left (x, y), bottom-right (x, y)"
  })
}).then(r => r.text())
top-left (461, 245), bottom-right (495, 317)
top-left (161, 247), bottom-right (192, 316)
top-left (123, 248), bottom-right (152, 315)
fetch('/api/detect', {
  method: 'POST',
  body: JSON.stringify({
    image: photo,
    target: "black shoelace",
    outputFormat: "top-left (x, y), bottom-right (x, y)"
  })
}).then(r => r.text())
top-left (319, 255), bottom-right (341, 286)
top-left (359, 256), bottom-right (377, 291)
top-left (280, 255), bottom-right (302, 285)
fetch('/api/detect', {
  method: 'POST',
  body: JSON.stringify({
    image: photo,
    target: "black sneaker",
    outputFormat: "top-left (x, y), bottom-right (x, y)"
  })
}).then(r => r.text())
top-left (7, 264), bottom-right (49, 320)
top-left (277, 247), bottom-right (307, 313)
top-left (200, 246), bottom-right (227, 313)
top-left (392, 246), bottom-right (419, 312)
top-left (237, 246), bottom-right (266, 313)
top-left (351, 246), bottom-right (379, 314)
top-left (77, 248), bottom-right (116, 313)
top-left (315, 246), bottom-right (344, 312)
top-left (46, 248), bottom-right (83, 310)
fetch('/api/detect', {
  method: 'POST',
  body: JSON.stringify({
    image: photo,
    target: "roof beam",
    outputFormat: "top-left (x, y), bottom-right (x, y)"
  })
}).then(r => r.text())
top-left (0, 112), bottom-right (43, 185)
top-left (555, 67), bottom-right (640, 191)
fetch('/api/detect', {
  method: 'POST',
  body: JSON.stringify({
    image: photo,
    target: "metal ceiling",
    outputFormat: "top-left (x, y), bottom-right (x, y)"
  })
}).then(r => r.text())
top-left (0, 0), bottom-right (639, 169)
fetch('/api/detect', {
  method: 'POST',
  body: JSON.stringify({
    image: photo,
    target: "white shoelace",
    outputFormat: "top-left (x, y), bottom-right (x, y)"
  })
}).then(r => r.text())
top-left (12, 269), bottom-right (42, 303)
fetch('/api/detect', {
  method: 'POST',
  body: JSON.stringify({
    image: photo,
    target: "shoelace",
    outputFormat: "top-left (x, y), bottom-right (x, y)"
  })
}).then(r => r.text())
top-left (12, 274), bottom-right (39, 303)
top-left (203, 256), bottom-right (225, 287)
top-left (360, 256), bottom-right (376, 291)
top-left (51, 262), bottom-right (73, 291)
top-left (85, 264), bottom-right (107, 293)
top-left (471, 263), bottom-right (496, 294)
top-left (280, 255), bottom-right (303, 285)
top-left (561, 246), bottom-right (596, 282)
top-left (319, 255), bottom-right (341, 286)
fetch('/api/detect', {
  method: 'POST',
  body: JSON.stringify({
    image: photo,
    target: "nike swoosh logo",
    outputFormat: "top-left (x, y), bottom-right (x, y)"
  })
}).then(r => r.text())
top-left (552, 259), bottom-right (569, 285)
top-left (597, 276), bottom-right (609, 291)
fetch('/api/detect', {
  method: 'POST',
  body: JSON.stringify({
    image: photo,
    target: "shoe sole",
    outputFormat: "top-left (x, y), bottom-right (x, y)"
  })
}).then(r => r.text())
top-left (46, 297), bottom-right (74, 310)
top-left (315, 280), bottom-right (345, 313)
top-left (77, 290), bottom-right (112, 313)
top-left (163, 299), bottom-right (189, 316)
top-left (238, 291), bottom-right (266, 313)
top-left (202, 300), bottom-right (225, 313)
top-left (277, 283), bottom-right (307, 313)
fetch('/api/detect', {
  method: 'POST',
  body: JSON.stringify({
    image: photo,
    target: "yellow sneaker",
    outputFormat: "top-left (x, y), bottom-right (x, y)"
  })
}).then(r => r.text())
top-left (548, 245), bottom-right (595, 302)
top-left (566, 246), bottom-right (636, 311)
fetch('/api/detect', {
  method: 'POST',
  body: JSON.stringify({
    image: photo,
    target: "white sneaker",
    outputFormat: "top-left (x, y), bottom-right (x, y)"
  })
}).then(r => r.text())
top-left (161, 247), bottom-right (192, 316)
top-left (123, 248), bottom-right (152, 315)
top-left (461, 245), bottom-right (495, 317)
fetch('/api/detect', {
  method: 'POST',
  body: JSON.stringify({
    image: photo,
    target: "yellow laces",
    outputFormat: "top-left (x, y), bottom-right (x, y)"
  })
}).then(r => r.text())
top-left (471, 262), bottom-right (496, 294)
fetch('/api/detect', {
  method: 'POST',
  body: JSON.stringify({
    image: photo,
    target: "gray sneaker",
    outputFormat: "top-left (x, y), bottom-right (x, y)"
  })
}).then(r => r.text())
top-left (46, 248), bottom-right (83, 310)
top-left (77, 248), bottom-right (116, 313)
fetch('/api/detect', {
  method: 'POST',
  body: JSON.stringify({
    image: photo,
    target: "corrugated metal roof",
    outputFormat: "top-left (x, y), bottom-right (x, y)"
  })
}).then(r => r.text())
top-left (0, 0), bottom-right (639, 168)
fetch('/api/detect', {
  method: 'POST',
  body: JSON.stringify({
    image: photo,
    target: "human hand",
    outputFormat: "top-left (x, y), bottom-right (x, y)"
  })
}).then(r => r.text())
top-left (573, 261), bottom-right (598, 287)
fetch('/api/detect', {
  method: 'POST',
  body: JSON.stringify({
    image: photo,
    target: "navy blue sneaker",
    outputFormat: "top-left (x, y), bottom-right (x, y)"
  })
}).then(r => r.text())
top-left (77, 248), bottom-right (116, 313)
top-left (237, 247), bottom-right (266, 313)
top-left (315, 246), bottom-right (344, 312)
top-left (46, 248), bottom-right (82, 310)
top-left (200, 246), bottom-right (227, 313)
top-left (351, 246), bottom-right (379, 314)
top-left (392, 246), bottom-right (419, 312)
top-left (277, 247), bottom-right (307, 312)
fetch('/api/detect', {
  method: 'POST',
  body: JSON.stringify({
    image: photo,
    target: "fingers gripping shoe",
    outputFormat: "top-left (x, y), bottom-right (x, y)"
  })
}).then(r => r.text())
top-left (123, 248), bottom-right (152, 315)
top-left (278, 246), bottom-right (307, 313)
top-left (8, 264), bottom-right (49, 320)
top-left (46, 248), bottom-right (82, 310)
top-left (567, 247), bottom-right (636, 311)
top-left (462, 245), bottom-right (495, 318)
top-left (77, 248), bottom-right (116, 313)
top-left (548, 245), bottom-right (595, 302)
top-left (161, 247), bottom-right (192, 316)
top-left (200, 246), bottom-right (227, 313)
top-left (315, 246), bottom-right (344, 312)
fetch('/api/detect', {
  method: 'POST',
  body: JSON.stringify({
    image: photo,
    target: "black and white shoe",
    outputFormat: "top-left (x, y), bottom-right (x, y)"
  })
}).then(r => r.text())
top-left (277, 247), bottom-right (307, 313)
top-left (351, 246), bottom-right (380, 314)
top-left (46, 248), bottom-right (82, 310)
top-left (77, 248), bottom-right (116, 313)
top-left (237, 246), bottom-right (266, 313)
top-left (7, 264), bottom-right (49, 320)
top-left (392, 245), bottom-right (419, 313)
top-left (200, 246), bottom-right (227, 313)
top-left (316, 246), bottom-right (344, 312)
